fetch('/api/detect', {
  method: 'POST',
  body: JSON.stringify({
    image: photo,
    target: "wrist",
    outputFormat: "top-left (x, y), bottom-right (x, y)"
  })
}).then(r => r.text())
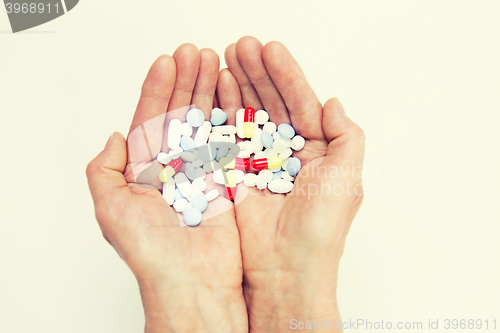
top-left (139, 278), bottom-right (246, 333)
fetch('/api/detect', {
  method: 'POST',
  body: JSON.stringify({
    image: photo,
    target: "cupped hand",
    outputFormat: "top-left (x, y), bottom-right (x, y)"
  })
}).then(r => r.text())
top-left (86, 44), bottom-right (247, 333)
top-left (219, 36), bottom-right (365, 332)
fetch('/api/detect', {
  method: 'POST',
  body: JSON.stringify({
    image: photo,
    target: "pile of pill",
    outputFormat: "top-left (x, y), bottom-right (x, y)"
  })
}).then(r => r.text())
top-left (157, 107), bottom-right (305, 227)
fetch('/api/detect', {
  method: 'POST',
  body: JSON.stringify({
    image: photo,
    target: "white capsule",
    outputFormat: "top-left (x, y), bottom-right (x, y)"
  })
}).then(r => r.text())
top-left (192, 159), bottom-right (204, 168)
top-left (162, 178), bottom-right (176, 205)
top-left (205, 189), bottom-right (220, 201)
top-left (181, 151), bottom-right (196, 163)
top-left (243, 173), bottom-right (257, 187)
top-left (291, 135), bottom-right (305, 151)
top-left (180, 122), bottom-right (193, 137)
top-left (209, 132), bottom-right (225, 143)
top-left (173, 198), bottom-right (189, 212)
top-left (251, 128), bottom-right (264, 152)
top-left (272, 139), bottom-right (287, 154)
top-left (262, 122), bottom-right (277, 134)
top-left (167, 119), bottom-right (182, 149)
top-left (212, 125), bottom-right (237, 135)
top-left (157, 152), bottom-right (171, 165)
top-left (279, 147), bottom-right (293, 159)
top-left (194, 121), bottom-right (212, 147)
top-left (255, 110), bottom-right (269, 125)
top-left (236, 108), bottom-right (245, 138)
top-left (268, 179), bottom-right (294, 194)
top-left (192, 178), bottom-right (207, 192)
top-left (174, 173), bottom-right (193, 198)
top-left (235, 170), bottom-right (245, 184)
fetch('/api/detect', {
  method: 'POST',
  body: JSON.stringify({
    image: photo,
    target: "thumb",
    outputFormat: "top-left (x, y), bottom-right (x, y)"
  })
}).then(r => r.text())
top-left (321, 98), bottom-right (365, 175)
top-left (86, 132), bottom-right (129, 213)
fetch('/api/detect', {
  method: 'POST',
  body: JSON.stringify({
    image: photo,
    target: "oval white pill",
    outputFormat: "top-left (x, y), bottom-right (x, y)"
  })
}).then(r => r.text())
top-left (203, 161), bottom-right (213, 173)
top-left (194, 121), bottom-right (212, 147)
top-left (255, 110), bottom-right (269, 125)
top-left (209, 132), bottom-right (225, 142)
top-left (254, 151), bottom-right (267, 159)
top-left (191, 159), bottom-right (204, 168)
top-left (256, 179), bottom-right (268, 190)
top-left (173, 198), bottom-right (189, 212)
top-left (281, 171), bottom-right (295, 181)
top-left (181, 151), bottom-right (196, 162)
top-left (264, 148), bottom-right (278, 158)
top-left (194, 167), bottom-right (206, 180)
top-left (212, 168), bottom-right (225, 185)
top-left (259, 169), bottom-right (274, 183)
top-left (174, 173), bottom-right (193, 198)
top-left (167, 119), bottom-right (182, 150)
top-left (205, 189), bottom-right (220, 201)
top-left (212, 125), bottom-right (237, 135)
top-left (243, 173), bottom-right (257, 187)
top-left (235, 170), bottom-right (245, 184)
top-left (268, 179), bottom-right (294, 194)
top-left (291, 135), bottom-right (305, 151)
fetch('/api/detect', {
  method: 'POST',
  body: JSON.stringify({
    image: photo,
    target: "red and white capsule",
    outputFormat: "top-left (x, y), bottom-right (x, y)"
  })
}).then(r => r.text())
top-left (219, 157), bottom-right (250, 170)
top-left (159, 158), bottom-right (183, 183)
top-left (243, 107), bottom-right (255, 138)
top-left (251, 157), bottom-right (283, 170)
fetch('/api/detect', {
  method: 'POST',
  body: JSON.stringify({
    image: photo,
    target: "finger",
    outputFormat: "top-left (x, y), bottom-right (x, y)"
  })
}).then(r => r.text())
top-left (167, 43), bottom-right (201, 112)
top-left (129, 55), bottom-right (176, 133)
top-left (321, 98), bottom-right (365, 170)
top-left (235, 36), bottom-right (291, 125)
top-left (191, 48), bottom-right (220, 119)
top-left (86, 132), bottom-right (130, 216)
top-left (263, 41), bottom-right (324, 140)
top-left (216, 68), bottom-right (243, 126)
top-left (224, 43), bottom-right (263, 110)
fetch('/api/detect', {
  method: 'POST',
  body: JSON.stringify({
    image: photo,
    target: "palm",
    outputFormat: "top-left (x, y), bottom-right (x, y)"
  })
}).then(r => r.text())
top-left (218, 37), bottom-right (365, 306)
top-left (87, 44), bottom-right (247, 331)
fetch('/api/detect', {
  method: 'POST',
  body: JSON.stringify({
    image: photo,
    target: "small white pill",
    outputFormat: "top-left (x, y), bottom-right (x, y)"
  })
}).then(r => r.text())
top-left (256, 179), bottom-right (268, 190)
top-left (212, 125), bottom-right (237, 135)
top-left (157, 152), bottom-right (171, 165)
top-left (192, 178), bottom-right (207, 192)
top-left (270, 166), bottom-right (282, 172)
top-left (279, 147), bottom-right (293, 159)
top-left (212, 168), bottom-right (225, 185)
top-left (273, 132), bottom-right (292, 147)
top-left (209, 132), bottom-right (225, 142)
top-left (263, 122), bottom-right (277, 134)
top-left (243, 173), bottom-right (257, 187)
top-left (203, 161), bottom-right (213, 173)
top-left (235, 170), bottom-right (245, 184)
top-left (236, 108), bottom-right (245, 138)
top-left (180, 122), bottom-right (193, 137)
top-left (227, 134), bottom-right (236, 144)
top-left (162, 178), bottom-right (176, 205)
top-left (282, 171), bottom-right (295, 181)
top-left (272, 139), bottom-right (287, 154)
top-left (237, 151), bottom-right (251, 159)
top-left (185, 163), bottom-right (197, 180)
top-left (194, 167), bottom-right (206, 180)
top-left (259, 170), bottom-right (274, 183)
top-left (168, 147), bottom-right (183, 158)
top-left (194, 121), bottom-right (212, 147)
top-left (205, 189), bottom-right (220, 201)
top-left (173, 198), bottom-right (189, 212)
top-left (192, 159), bottom-right (204, 168)
top-left (268, 179), bottom-right (294, 194)
top-left (167, 119), bottom-right (182, 150)
top-left (281, 158), bottom-right (289, 171)
top-left (255, 110), bottom-right (269, 125)
top-left (264, 148), bottom-right (278, 158)
top-left (291, 135), bottom-right (305, 151)
top-left (174, 173), bottom-right (193, 198)
top-left (181, 151), bottom-right (196, 163)
top-left (211, 107), bottom-right (223, 116)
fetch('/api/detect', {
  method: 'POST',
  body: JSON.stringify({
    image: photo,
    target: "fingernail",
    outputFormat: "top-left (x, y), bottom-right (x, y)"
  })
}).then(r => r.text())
top-left (105, 133), bottom-right (114, 147)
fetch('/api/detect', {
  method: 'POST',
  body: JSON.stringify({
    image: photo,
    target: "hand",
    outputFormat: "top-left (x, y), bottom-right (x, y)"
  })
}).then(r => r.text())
top-left (218, 36), bottom-right (365, 332)
top-left (86, 44), bottom-right (247, 333)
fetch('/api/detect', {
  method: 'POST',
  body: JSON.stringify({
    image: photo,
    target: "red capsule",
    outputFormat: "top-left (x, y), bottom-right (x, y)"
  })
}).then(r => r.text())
top-left (244, 107), bottom-right (255, 122)
top-left (167, 158), bottom-right (183, 172)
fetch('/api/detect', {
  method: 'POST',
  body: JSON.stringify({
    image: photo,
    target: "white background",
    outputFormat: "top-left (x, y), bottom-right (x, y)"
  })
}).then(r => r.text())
top-left (1, 1), bottom-right (499, 332)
